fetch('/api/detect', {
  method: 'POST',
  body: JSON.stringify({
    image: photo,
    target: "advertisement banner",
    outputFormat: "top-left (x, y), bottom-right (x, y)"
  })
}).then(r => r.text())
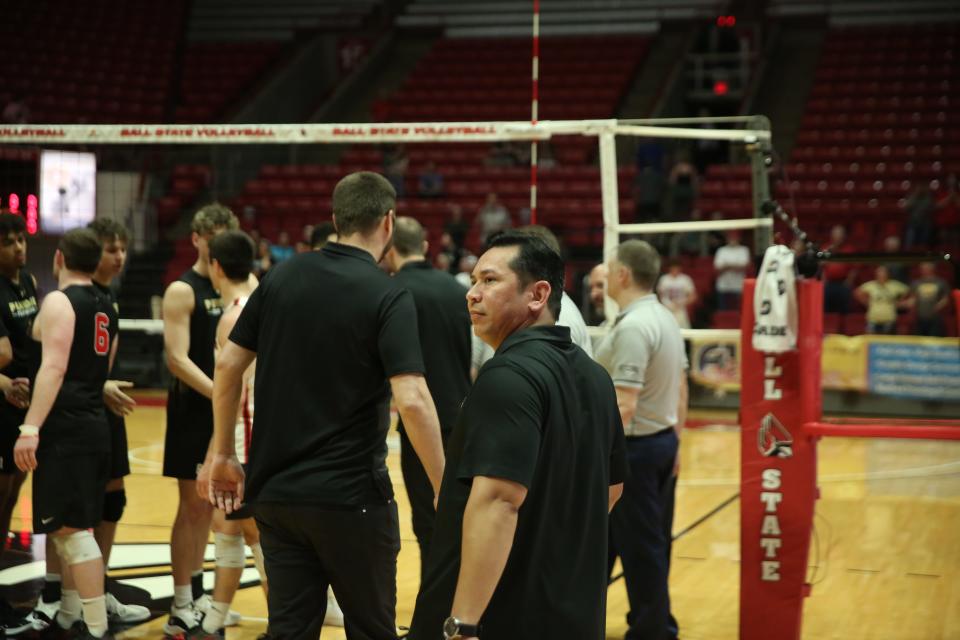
top-left (692, 333), bottom-right (960, 401)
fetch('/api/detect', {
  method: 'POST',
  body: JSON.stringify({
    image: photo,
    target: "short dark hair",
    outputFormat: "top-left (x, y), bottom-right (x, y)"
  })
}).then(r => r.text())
top-left (0, 212), bottom-right (26, 236)
top-left (311, 222), bottom-right (336, 249)
top-left (87, 217), bottom-right (129, 243)
top-left (191, 203), bottom-right (239, 234)
top-left (209, 230), bottom-right (255, 282)
top-left (518, 224), bottom-right (561, 254)
top-left (392, 216), bottom-right (426, 257)
top-left (487, 230), bottom-right (563, 319)
top-left (616, 239), bottom-right (660, 289)
top-left (331, 172), bottom-right (396, 236)
top-left (59, 228), bottom-right (103, 274)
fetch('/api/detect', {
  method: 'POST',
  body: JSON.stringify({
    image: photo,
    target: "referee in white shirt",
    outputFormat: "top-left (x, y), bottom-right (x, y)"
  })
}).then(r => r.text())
top-left (595, 239), bottom-right (688, 640)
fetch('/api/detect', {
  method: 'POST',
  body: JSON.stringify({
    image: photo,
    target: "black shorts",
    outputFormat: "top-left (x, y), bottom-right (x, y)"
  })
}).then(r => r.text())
top-left (108, 411), bottom-right (130, 479)
top-left (163, 386), bottom-right (213, 480)
top-left (0, 404), bottom-right (27, 475)
top-left (33, 446), bottom-right (109, 534)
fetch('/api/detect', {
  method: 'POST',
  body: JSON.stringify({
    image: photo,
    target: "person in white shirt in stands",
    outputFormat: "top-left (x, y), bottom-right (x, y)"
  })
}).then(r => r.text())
top-left (713, 230), bottom-right (751, 311)
top-left (656, 259), bottom-right (698, 329)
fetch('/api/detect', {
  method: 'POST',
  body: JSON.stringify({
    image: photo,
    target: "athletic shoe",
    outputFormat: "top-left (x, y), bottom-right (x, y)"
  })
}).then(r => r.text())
top-left (323, 590), bottom-right (344, 628)
top-left (163, 602), bottom-right (201, 637)
top-left (186, 622), bottom-right (224, 639)
top-left (104, 592), bottom-right (150, 626)
top-left (192, 596), bottom-right (240, 627)
top-left (0, 600), bottom-right (35, 636)
top-left (26, 596), bottom-right (60, 633)
top-left (72, 621), bottom-right (115, 640)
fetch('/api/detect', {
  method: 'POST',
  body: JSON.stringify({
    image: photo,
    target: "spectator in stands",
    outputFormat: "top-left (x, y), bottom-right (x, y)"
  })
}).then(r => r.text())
top-left (667, 151), bottom-right (699, 220)
top-left (671, 208), bottom-right (708, 257)
top-left (935, 172), bottom-right (959, 248)
top-left (310, 222), bottom-right (337, 250)
top-left (269, 230), bottom-right (295, 264)
top-left (437, 232), bottom-right (461, 275)
top-left (908, 262), bottom-right (950, 337)
top-left (635, 138), bottom-right (665, 173)
top-left (855, 266), bottom-right (910, 335)
top-left (693, 107), bottom-right (724, 172)
top-left (713, 230), bottom-right (750, 310)
top-left (383, 144), bottom-right (409, 197)
top-left (454, 254), bottom-right (477, 288)
top-left (633, 165), bottom-right (666, 223)
top-left (434, 252), bottom-right (452, 273)
top-left (657, 259), bottom-right (698, 329)
top-left (475, 193), bottom-right (512, 246)
top-left (706, 211), bottom-right (727, 256)
top-left (255, 238), bottom-right (272, 277)
top-left (588, 263), bottom-right (607, 326)
top-left (486, 142), bottom-right (515, 167)
top-left (2, 99), bottom-right (29, 124)
top-left (297, 224), bottom-right (314, 253)
top-left (443, 204), bottom-right (469, 253)
top-left (822, 225), bottom-right (857, 314)
top-left (903, 184), bottom-right (935, 249)
top-left (417, 162), bottom-right (445, 198)
top-left (882, 235), bottom-right (909, 284)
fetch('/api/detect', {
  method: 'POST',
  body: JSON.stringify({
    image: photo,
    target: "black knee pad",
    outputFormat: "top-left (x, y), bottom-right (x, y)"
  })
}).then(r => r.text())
top-left (102, 489), bottom-right (126, 523)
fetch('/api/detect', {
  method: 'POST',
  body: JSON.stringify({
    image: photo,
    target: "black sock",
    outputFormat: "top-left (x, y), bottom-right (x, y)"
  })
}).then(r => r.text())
top-left (42, 579), bottom-right (61, 604)
top-left (191, 572), bottom-right (204, 601)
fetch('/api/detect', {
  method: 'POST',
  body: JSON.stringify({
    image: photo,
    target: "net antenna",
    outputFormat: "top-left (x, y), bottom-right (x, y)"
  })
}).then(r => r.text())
top-left (0, 116), bottom-right (774, 330)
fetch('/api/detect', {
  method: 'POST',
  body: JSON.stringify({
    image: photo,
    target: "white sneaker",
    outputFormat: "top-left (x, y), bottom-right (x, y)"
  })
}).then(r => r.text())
top-left (105, 591), bottom-right (151, 625)
top-left (194, 595), bottom-right (241, 627)
top-left (324, 590), bottom-right (344, 627)
top-left (164, 601), bottom-right (201, 636)
top-left (26, 597), bottom-right (59, 632)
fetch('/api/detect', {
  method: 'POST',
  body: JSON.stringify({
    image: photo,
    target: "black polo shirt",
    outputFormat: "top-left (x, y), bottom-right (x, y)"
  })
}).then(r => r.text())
top-left (392, 260), bottom-right (471, 435)
top-left (408, 325), bottom-right (626, 640)
top-left (229, 243), bottom-right (425, 507)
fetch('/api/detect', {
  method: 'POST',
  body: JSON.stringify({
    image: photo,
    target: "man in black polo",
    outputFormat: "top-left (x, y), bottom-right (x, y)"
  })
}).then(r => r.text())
top-left (383, 216), bottom-right (471, 576)
top-left (408, 231), bottom-right (626, 640)
top-left (208, 171), bottom-right (446, 639)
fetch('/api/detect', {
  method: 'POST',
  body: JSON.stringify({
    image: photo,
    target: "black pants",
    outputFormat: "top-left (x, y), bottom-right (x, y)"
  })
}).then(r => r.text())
top-left (399, 428), bottom-right (443, 577)
top-left (254, 501), bottom-right (401, 640)
top-left (609, 429), bottom-right (679, 640)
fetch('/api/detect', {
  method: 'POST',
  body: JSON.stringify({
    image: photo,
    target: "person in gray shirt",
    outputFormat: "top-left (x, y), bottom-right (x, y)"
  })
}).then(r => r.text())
top-left (595, 239), bottom-right (688, 640)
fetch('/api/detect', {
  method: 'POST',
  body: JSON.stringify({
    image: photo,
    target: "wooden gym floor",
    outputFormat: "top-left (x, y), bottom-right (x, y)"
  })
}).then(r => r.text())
top-left (5, 404), bottom-right (959, 639)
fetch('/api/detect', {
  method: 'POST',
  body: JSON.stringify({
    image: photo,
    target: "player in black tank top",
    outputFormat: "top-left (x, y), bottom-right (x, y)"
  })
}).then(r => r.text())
top-left (14, 228), bottom-right (119, 639)
top-left (161, 203), bottom-right (238, 635)
top-left (0, 213), bottom-right (39, 633)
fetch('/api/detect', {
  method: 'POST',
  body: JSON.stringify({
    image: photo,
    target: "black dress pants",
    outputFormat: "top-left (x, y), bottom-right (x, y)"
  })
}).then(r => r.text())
top-left (399, 428), bottom-right (443, 577)
top-left (254, 501), bottom-right (401, 640)
top-left (609, 429), bottom-right (680, 640)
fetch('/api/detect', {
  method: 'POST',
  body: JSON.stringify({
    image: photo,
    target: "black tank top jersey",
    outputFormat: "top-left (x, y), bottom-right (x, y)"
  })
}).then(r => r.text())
top-left (171, 269), bottom-right (222, 396)
top-left (93, 280), bottom-right (124, 429)
top-left (49, 285), bottom-right (119, 423)
top-left (0, 268), bottom-right (41, 381)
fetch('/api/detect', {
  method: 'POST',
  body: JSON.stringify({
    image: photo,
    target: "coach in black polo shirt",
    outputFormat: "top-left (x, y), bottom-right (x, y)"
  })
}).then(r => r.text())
top-left (208, 171), bottom-right (446, 639)
top-left (408, 231), bottom-right (626, 640)
top-left (384, 216), bottom-right (471, 576)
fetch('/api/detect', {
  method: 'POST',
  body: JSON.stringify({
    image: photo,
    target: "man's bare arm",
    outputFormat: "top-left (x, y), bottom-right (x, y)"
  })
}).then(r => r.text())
top-left (163, 281), bottom-right (213, 398)
top-left (450, 476), bottom-right (527, 627)
top-left (391, 373), bottom-right (445, 494)
top-left (614, 385), bottom-right (640, 432)
top-left (609, 482), bottom-right (624, 512)
top-left (24, 293), bottom-right (74, 429)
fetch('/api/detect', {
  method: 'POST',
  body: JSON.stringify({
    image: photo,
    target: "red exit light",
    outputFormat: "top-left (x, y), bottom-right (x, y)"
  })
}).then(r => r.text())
top-left (713, 79), bottom-right (730, 95)
top-left (716, 15), bottom-right (736, 27)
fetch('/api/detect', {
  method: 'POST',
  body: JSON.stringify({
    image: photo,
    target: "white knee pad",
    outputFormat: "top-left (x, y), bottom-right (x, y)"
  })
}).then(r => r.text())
top-left (214, 532), bottom-right (246, 569)
top-left (53, 530), bottom-right (102, 566)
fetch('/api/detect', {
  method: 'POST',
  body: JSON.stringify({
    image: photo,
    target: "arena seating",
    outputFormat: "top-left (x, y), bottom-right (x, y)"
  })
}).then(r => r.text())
top-left (0, 0), bottom-right (185, 123)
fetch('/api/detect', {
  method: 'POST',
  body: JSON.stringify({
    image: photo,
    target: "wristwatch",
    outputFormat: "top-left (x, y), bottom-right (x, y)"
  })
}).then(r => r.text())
top-left (443, 616), bottom-right (481, 639)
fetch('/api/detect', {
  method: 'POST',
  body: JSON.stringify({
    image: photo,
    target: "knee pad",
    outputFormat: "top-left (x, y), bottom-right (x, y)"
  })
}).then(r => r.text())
top-left (53, 530), bottom-right (102, 566)
top-left (102, 490), bottom-right (126, 523)
top-left (214, 532), bottom-right (246, 569)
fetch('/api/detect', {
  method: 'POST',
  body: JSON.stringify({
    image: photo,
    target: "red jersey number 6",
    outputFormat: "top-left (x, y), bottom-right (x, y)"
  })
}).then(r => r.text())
top-left (94, 312), bottom-right (110, 355)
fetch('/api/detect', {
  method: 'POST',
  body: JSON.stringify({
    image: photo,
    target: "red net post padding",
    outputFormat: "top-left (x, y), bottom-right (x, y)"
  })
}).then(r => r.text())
top-left (739, 278), bottom-right (823, 640)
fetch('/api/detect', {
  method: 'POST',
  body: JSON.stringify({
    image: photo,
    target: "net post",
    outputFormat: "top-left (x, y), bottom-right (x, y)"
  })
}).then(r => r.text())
top-left (739, 278), bottom-right (822, 640)
top-left (747, 115), bottom-right (773, 253)
top-left (599, 129), bottom-right (620, 321)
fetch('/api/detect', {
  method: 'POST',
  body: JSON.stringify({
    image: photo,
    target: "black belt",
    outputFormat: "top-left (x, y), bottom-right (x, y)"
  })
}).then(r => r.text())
top-left (625, 427), bottom-right (675, 441)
